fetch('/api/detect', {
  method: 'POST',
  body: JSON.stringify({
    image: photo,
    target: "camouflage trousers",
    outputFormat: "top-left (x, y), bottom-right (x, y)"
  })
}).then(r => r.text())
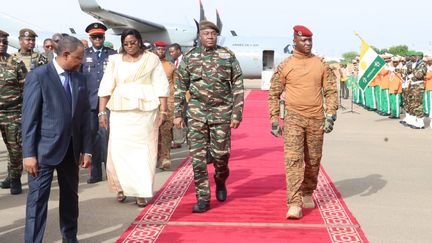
top-left (406, 83), bottom-right (425, 118)
top-left (157, 113), bottom-right (173, 167)
top-left (188, 119), bottom-right (231, 202)
top-left (283, 111), bottom-right (324, 207)
top-left (0, 111), bottom-right (22, 179)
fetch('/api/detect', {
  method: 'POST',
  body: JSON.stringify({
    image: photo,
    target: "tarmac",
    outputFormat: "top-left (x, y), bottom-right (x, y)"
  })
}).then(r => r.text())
top-left (1, 79), bottom-right (432, 242)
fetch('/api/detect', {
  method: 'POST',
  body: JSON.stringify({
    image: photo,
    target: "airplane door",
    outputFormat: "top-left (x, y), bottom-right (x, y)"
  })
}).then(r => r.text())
top-left (262, 50), bottom-right (275, 71)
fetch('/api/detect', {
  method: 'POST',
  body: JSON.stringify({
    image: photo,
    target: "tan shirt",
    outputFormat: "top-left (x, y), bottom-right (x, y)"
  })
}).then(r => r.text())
top-left (161, 59), bottom-right (176, 111)
top-left (278, 50), bottom-right (338, 119)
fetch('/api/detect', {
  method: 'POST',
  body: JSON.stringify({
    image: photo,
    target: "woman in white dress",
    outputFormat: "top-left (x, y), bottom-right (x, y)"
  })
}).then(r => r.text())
top-left (98, 28), bottom-right (169, 207)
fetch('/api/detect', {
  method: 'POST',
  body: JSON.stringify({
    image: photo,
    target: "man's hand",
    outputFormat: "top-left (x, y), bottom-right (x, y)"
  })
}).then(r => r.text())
top-left (230, 120), bottom-right (241, 129)
top-left (80, 154), bottom-right (92, 168)
top-left (98, 112), bottom-right (108, 129)
top-left (271, 122), bottom-right (282, 137)
top-left (322, 114), bottom-right (337, 133)
top-left (173, 117), bottom-right (185, 129)
top-left (23, 157), bottom-right (38, 177)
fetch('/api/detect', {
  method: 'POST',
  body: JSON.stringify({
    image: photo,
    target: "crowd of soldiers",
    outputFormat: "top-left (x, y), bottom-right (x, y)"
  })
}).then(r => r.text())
top-left (335, 51), bottom-right (432, 129)
top-left (0, 23), bottom-right (185, 195)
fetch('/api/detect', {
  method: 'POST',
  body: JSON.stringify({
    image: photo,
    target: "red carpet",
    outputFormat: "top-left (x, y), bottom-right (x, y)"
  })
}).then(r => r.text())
top-left (118, 90), bottom-right (368, 243)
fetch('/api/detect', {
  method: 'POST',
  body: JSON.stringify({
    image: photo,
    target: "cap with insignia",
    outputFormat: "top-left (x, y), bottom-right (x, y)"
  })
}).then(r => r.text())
top-left (19, 28), bottom-right (38, 38)
top-left (85, 22), bottom-right (108, 35)
top-left (0, 29), bottom-right (9, 38)
top-left (154, 40), bottom-right (168, 47)
top-left (293, 25), bottom-right (313, 37)
top-left (199, 20), bottom-right (220, 34)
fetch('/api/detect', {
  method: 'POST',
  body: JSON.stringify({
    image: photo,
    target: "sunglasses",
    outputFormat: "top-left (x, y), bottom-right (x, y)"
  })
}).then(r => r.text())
top-left (90, 35), bottom-right (104, 40)
top-left (0, 40), bottom-right (8, 45)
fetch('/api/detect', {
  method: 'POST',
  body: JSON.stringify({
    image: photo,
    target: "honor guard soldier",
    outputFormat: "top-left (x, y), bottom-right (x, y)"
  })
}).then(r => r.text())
top-left (174, 20), bottom-right (244, 213)
top-left (13, 28), bottom-right (48, 71)
top-left (268, 25), bottom-right (338, 219)
top-left (81, 22), bottom-right (117, 184)
top-left (0, 29), bottom-right (28, 194)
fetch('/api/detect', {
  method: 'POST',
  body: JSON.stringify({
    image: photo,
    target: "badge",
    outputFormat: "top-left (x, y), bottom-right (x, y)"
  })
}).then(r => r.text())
top-left (86, 57), bottom-right (93, 63)
top-left (218, 53), bottom-right (231, 59)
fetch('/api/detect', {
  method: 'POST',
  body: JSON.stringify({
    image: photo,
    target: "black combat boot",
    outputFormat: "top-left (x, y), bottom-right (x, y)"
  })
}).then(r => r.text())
top-left (0, 175), bottom-right (11, 189)
top-left (10, 178), bottom-right (22, 195)
top-left (192, 200), bottom-right (210, 213)
top-left (215, 182), bottom-right (227, 202)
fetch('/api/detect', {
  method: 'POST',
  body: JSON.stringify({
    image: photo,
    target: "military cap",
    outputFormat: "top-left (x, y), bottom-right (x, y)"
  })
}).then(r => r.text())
top-left (154, 40), bottom-right (168, 47)
top-left (293, 25), bottom-right (313, 37)
top-left (19, 28), bottom-right (38, 38)
top-left (199, 20), bottom-right (220, 34)
top-left (85, 22), bottom-right (108, 35)
top-left (0, 29), bottom-right (9, 37)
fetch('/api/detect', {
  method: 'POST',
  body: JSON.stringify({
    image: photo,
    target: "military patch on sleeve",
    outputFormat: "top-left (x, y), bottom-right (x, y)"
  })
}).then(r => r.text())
top-left (218, 52), bottom-right (231, 59)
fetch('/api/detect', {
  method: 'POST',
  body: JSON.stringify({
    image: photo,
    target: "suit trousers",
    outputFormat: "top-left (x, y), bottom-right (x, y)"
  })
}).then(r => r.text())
top-left (25, 142), bottom-right (79, 243)
top-left (89, 109), bottom-right (109, 180)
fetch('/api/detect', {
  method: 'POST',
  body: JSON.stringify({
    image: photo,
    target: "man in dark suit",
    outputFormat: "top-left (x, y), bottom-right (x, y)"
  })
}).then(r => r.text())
top-left (22, 36), bottom-right (92, 243)
top-left (80, 22), bottom-right (116, 184)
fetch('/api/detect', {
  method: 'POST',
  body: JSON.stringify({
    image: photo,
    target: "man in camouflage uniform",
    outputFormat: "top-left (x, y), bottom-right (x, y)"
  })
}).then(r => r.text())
top-left (154, 40), bottom-right (176, 170)
top-left (268, 25), bottom-right (338, 219)
top-left (174, 20), bottom-right (244, 213)
top-left (405, 52), bottom-right (427, 129)
top-left (0, 30), bottom-right (28, 194)
top-left (12, 28), bottom-right (48, 72)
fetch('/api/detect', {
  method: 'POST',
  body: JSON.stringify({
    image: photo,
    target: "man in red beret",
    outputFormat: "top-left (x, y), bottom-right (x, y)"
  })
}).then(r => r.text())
top-left (268, 25), bottom-right (338, 219)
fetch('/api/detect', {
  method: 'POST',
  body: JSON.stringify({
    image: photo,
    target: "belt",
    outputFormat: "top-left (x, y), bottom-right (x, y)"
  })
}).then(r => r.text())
top-left (0, 99), bottom-right (22, 110)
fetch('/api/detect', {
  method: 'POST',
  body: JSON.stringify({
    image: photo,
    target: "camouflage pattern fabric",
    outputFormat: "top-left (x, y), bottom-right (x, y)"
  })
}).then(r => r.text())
top-left (0, 54), bottom-right (27, 179)
top-left (174, 45), bottom-right (244, 124)
top-left (174, 45), bottom-right (243, 202)
top-left (407, 61), bottom-right (427, 117)
top-left (188, 119), bottom-right (230, 202)
top-left (12, 51), bottom-right (48, 72)
top-left (283, 111), bottom-right (324, 207)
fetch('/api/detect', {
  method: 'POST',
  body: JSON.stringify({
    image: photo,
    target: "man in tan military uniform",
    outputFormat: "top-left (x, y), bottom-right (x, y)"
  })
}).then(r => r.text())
top-left (154, 40), bottom-right (176, 170)
top-left (13, 28), bottom-right (48, 71)
top-left (268, 25), bottom-right (338, 219)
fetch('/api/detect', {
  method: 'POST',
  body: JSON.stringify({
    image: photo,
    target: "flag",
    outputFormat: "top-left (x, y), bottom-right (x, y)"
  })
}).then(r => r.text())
top-left (357, 38), bottom-right (385, 91)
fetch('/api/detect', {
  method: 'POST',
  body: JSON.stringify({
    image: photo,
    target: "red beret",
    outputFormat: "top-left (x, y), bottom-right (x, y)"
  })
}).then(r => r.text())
top-left (293, 25), bottom-right (313, 37)
top-left (154, 40), bottom-right (168, 47)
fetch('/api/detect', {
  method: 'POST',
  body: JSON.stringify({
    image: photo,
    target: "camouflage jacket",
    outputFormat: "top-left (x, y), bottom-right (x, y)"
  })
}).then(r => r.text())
top-left (12, 50), bottom-right (48, 72)
top-left (174, 45), bottom-right (244, 124)
top-left (0, 54), bottom-right (28, 110)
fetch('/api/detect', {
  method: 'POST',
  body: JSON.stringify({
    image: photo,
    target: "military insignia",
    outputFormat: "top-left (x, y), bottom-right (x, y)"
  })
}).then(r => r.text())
top-left (298, 31), bottom-right (302, 36)
top-left (219, 53), bottom-right (231, 59)
top-left (86, 57), bottom-right (93, 63)
top-left (94, 23), bottom-right (98, 28)
top-left (24, 31), bottom-right (30, 37)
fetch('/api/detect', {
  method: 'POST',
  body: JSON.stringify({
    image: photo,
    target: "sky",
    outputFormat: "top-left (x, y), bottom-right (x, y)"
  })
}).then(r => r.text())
top-left (3, 0), bottom-right (432, 58)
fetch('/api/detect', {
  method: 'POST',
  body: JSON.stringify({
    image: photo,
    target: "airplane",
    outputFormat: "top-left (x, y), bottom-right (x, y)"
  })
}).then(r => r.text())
top-left (78, 0), bottom-right (292, 79)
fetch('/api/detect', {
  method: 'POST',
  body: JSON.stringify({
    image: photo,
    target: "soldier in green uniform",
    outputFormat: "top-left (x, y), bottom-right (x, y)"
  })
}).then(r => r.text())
top-left (12, 28), bottom-right (48, 71)
top-left (0, 30), bottom-right (28, 194)
top-left (174, 20), bottom-right (244, 213)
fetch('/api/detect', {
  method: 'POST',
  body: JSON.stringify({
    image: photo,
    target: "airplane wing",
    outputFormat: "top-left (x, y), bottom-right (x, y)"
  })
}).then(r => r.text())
top-left (78, 0), bottom-right (166, 34)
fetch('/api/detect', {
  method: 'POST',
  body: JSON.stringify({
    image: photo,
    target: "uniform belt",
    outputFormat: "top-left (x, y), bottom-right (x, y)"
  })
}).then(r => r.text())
top-left (0, 99), bottom-right (22, 110)
top-left (411, 80), bottom-right (424, 85)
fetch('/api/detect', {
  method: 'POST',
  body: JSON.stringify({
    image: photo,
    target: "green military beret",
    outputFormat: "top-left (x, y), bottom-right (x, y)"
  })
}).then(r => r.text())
top-left (415, 51), bottom-right (424, 57)
top-left (0, 29), bottom-right (9, 37)
top-left (407, 50), bottom-right (416, 56)
top-left (19, 28), bottom-right (38, 38)
top-left (199, 20), bottom-right (220, 34)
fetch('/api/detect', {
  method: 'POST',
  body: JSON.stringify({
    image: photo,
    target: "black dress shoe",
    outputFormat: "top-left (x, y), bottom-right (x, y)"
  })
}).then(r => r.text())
top-left (87, 177), bottom-right (102, 184)
top-left (192, 200), bottom-right (210, 213)
top-left (1, 175), bottom-right (11, 189)
top-left (62, 237), bottom-right (79, 243)
top-left (10, 178), bottom-right (22, 195)
top-left (216, 183), bottom-right (227, 202)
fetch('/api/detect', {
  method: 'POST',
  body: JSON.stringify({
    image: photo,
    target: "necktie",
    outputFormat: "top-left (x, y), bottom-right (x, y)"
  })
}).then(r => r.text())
top-left (96, 50), bottom-right (101, 60)
top-left (175, 59), bottom-right (179, 68)
top-left (63, 72), bottom-right (72, 106)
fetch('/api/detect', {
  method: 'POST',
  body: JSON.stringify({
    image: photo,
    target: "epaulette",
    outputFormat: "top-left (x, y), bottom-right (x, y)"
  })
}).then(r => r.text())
top-left (218, 46), bottom-right (236, 57)
top-left (183, 46), bottom-right (197, 56)
top-left (8, 54), bottom-right (22, 66)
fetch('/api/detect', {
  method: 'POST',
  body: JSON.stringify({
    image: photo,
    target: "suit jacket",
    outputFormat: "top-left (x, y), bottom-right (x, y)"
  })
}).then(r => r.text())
top-left (22, 62), bottom-right (92, 166)
top-left (81, 46), bottom-right (117, 110)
